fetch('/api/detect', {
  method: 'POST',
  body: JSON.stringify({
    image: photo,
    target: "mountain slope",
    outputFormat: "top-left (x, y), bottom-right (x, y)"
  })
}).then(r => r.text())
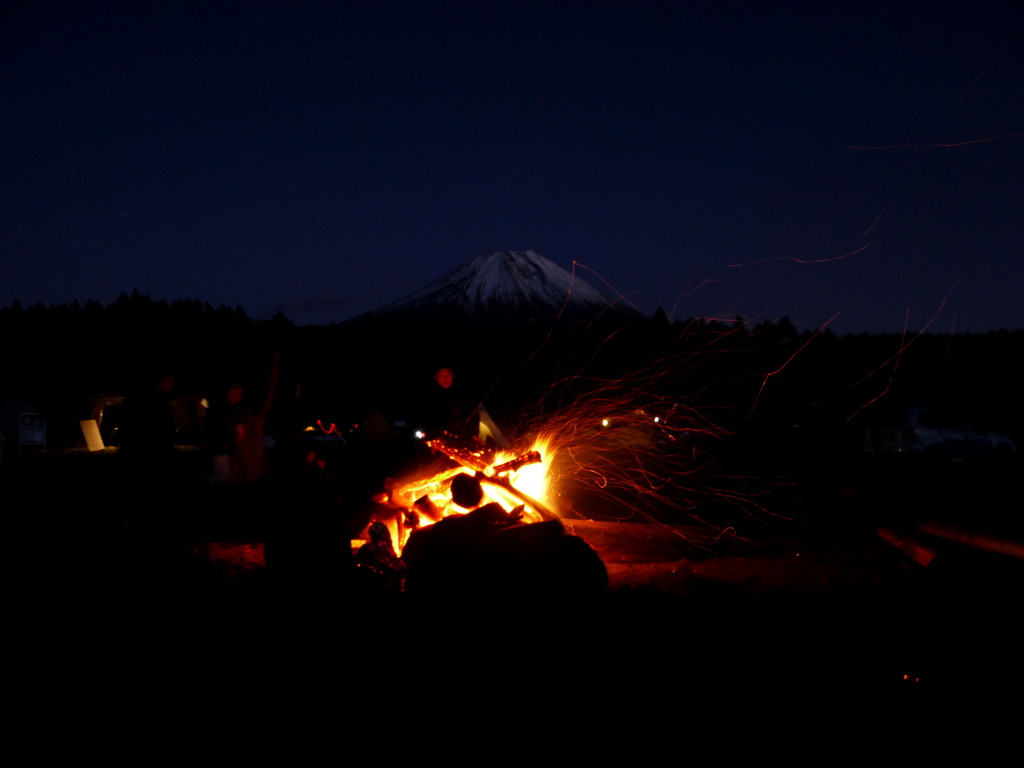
top-left (358, 250), bottom-right (644, 329)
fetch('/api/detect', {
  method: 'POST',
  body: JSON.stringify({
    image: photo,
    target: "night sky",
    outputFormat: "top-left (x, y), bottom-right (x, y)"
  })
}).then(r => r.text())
top-left (2, 1), bottom-right (1021, 333)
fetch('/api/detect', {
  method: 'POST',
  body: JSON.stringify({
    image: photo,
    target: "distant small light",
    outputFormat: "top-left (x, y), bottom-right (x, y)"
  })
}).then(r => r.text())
top-left (601, 419), bottom-right (609, 427)
top-left (415, 430), bottom-right (425, 439)
top-left (200, 398), bottom-right (209, 409)
top-left (653, 417), bottom-right (660, 423)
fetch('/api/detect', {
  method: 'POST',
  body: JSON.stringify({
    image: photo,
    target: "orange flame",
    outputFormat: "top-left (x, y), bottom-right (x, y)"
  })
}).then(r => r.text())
top-left (361, 435), bottom-right (557, 556)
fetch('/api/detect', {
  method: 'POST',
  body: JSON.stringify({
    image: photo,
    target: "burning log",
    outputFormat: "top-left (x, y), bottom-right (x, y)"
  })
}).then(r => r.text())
top-left (428, 432), bottom-right (558, 522)
top-left (425, 430), bottom-right (494, 473)
top-left (413, 494), bottom-right (445, 524)
top-left (449, 472), bottom-right (487, 510)
top-left (478, 474), bottom-right (558, 522)
top-left (492, 451), bottom-right (542, 475)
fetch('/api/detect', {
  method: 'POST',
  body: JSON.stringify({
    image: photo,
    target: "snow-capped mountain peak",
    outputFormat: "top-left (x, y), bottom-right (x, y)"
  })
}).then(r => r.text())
top-left (364, 250), bottom-right (642, 327)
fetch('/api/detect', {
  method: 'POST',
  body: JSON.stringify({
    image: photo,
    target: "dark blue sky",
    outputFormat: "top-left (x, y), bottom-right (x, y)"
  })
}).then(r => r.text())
top-left (2, 1), bottom-right (1021, 333)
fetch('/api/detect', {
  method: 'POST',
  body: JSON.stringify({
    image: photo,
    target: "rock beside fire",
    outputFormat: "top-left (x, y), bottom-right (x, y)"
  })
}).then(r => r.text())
top-left (401, 508), bottom-right (607, 604)
top-left (354, 520), bottom-right (407, 591)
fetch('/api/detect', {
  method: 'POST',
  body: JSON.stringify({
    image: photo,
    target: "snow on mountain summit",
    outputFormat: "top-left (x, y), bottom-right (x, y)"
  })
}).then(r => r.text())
top-left (365, 251), bottom-right (642, 327)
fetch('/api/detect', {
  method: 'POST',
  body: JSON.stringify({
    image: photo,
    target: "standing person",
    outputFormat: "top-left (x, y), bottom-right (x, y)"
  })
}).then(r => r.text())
top-left (224, 380), bottom-right (263, 484)
top-left (206, 352), bottom-right (279, 484)
top-left (423, 366), bottom-right (479, 439)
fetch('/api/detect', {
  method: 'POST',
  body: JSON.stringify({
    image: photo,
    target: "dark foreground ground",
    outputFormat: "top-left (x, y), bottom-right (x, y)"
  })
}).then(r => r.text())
top-left (3, 443), bottom-right (1021, 688)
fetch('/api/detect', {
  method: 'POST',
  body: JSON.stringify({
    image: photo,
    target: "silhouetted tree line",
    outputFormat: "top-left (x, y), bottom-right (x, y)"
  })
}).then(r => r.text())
top-left (2, 294), bottom-right (1021, 445)
top-left (0, 291), bottom-right (292, 403)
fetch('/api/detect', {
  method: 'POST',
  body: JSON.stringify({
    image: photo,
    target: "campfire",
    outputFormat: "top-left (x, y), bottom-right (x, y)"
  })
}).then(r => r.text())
top-left (346, 375), bottom-right (748, 600)
top-left (355, 431), bottom-right (557, 560)
top-left (344, 426), bottom-right (624, 604)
